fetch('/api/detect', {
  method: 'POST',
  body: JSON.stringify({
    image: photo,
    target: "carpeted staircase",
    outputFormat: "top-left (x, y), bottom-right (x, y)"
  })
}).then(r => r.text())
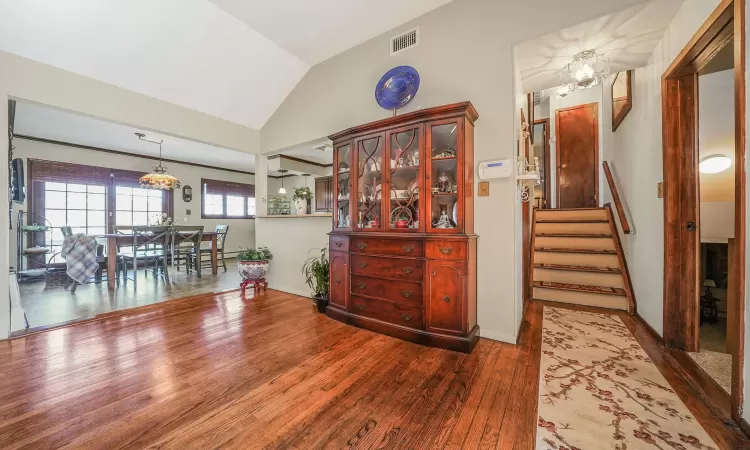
top-left (531, 208), bottom-right (633, 313)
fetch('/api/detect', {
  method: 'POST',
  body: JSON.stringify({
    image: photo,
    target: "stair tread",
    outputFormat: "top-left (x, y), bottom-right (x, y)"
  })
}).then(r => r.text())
top-left (536, 233), bottom-right (612, 238)
top-left (535, 247), bottom-right (617, 255)
top-left (536, 219), bottom-right (609, 223)
top-left (533, 281), bottom-right (626, 296)
top-left (534, 263), bottom-right (621, 274)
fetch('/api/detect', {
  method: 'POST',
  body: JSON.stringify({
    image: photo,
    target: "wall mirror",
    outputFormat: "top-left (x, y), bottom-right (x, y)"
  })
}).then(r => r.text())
top-left (611, 70), bottom-right (633, 132)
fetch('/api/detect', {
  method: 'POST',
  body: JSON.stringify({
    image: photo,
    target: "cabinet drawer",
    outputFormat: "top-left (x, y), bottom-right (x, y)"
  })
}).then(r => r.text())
top-left (350, 255), bottom-right (424, 282)
top-left (329, 235), bottom-right (349, 252)
top-left (350, 238), bottom-right (424, 257)
top-left (350, 275), bottom-right (422, 307)
top-left (350, 295), bottom-right (423, 330)
top-left (427, 240), bottom-right (468, 260)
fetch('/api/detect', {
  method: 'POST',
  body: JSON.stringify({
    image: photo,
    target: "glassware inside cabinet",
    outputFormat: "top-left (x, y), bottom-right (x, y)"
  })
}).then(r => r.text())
top-left (388, 128), bottom-right (420, 230)
top-left (430, 123), bottom-right (459, 230)
top-left (335, 143), bottom-right (351, 228)
top-left (356, 135), bottom-right (384, 229)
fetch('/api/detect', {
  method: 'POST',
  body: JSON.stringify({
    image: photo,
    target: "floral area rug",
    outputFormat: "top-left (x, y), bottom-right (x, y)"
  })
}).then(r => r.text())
top-left (536, 307), bottom-right (717, 450)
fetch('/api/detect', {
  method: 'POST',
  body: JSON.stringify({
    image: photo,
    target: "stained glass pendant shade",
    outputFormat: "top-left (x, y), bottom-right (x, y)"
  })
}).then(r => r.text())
top-left (135, 133), bottom-right (180, 190)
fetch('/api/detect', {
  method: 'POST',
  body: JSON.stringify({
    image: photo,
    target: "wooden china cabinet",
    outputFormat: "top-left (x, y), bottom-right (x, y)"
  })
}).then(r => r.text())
top-left (327, 102), bottom-right (479, 353)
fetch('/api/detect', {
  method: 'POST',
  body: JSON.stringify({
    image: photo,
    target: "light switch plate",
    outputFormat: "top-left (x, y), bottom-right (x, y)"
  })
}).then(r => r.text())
top-left (186, 209), bottom-right (192, 215)
top-left (657, 182), bottom-right (664, 198)
top-left (478, 181), bottom-right (489, 197)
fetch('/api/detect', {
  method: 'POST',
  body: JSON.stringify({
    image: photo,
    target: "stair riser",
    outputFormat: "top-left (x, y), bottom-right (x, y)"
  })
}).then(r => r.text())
top-left (533, 251), bottom-right (619, 268)
top-left (535, 223), bottom-right (611, 235)
top-left (534, 236), bottom-right (615, 251)
top-left (533, 288), bottom-right (628, 311)
top-left (535, 209), bottom-right (607, 221)
top-left (533, 268), bottom-right (624, 289)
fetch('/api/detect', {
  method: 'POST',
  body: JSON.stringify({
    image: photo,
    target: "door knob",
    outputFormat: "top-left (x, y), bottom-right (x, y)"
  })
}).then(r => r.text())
top-left (562, 164), bottom-right (567, 169)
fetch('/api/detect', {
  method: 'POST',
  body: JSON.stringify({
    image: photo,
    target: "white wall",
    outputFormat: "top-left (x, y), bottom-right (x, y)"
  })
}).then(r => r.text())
top-left (260, 0), bottom-right (644, 343)
top-left (610, 0), bottom-right (721, 339)
top-left (255, 217), bottom-right (331, 297)
top-left (10, 139), bottom-right (257, 259)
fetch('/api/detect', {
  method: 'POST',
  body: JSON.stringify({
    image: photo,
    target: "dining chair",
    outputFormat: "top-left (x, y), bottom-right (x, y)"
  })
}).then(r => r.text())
top-left (194, 225), bottom-right (229, 272)
top-left (170, 226), bottom-right (204, 277)
top-left (118, 226), bottom-right (171, 288)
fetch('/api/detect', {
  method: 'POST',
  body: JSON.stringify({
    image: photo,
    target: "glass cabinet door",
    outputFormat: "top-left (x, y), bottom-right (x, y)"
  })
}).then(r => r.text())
top-left (355, 133), bottom-right (385, 230)
top-left (387, 125), bottom-right (422, 231)
top-left (333, 142), bottom-right (352, 229)
top-left (427, 121), bottom-right (461, 232)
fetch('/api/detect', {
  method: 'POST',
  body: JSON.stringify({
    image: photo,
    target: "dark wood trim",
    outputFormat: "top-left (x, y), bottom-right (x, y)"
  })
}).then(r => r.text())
top-left (267, 154), bottom-right (333, 168)
top-left (554, 102), bottom-right (599, 208)
top-left (661, 0), bottom-right (746, 426)
top-left (329, 102), bottom-right (478, 141)
top-left (604, 203), bottom-right (636, 315)
top-left (635, 311), bottom-right (663, 344)
top-left (527, 93), bottom-right (535, 145)
top-left (533, 119), bottom-right (551, 208)
top-left (731, 0), bottom-right (746, 424)
top-left (667, 348), bottom-right (733, 423)
top-left (611, 70), bottom-right (633, 132)
top-left (603, 161), bottom-right (631, 234)
top-left (528, 207), bottom-right (538, 309)
top-left (741, 418), bottom-right (750, 438)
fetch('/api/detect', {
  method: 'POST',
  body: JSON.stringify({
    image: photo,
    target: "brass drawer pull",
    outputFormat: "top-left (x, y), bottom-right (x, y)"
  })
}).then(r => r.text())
top-left (401, 313), bottom-right (413, 321)
top-left (336, 279), bottom-right (341, 285)
top-left (402, 267), bottom-right (413, 274)
top-left (357, 242), bottom-right (367, 250)
top-left (357, 283), bottom-right (367, 289)
top-left (358, 262), bottom-right (368, 268)
top-left (401, 290), bottom-right (412, 298)
top-left (355, 303), bottom-right (366, 311)
top-left (335, 241), bottom-right (342, 247)
top-left (443, 296), bottom-right (451, 303)
top-left (402, 245), bottom-right (414, 253)
top-left (439, 246), bottom-right (453, 255)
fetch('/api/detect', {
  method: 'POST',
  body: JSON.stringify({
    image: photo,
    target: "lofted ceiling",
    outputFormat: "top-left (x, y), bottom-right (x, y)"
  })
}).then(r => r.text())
top-left (515, 0), bottom-right (685, 93)
top-left (0, 0), bottom-right (453, 130)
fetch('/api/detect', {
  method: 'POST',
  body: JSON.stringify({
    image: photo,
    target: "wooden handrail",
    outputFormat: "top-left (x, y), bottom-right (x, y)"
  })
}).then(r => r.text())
top-left (603, 161), bottom-right (632, 234)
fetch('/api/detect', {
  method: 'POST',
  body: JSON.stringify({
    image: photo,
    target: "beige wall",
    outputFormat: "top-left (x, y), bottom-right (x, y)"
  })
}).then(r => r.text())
top-left (260, 0), bottom-right (645, 342)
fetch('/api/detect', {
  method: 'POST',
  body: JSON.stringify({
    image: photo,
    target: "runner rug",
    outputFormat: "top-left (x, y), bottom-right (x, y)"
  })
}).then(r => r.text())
top-left (536, 307), bottom-right (718, 450)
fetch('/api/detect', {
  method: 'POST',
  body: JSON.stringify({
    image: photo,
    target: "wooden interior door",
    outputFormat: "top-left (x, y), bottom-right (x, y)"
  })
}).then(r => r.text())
top-left (556, 103), bottom-right (599, 208)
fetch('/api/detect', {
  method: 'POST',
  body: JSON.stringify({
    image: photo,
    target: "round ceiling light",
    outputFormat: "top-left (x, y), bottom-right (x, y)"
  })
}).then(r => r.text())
top-left (699, 155), bottom-right (732, 174)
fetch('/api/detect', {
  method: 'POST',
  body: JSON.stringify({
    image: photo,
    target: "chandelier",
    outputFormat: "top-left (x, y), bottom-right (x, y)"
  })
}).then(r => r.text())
top-left (135, 133), bottom-right (180, 190)
top-left (560, 49), bottom-right (609, 95)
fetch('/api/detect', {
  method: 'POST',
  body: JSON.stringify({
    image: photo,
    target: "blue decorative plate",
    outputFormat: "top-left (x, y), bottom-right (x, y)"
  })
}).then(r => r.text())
top-left (375, 66), bottom-right (420, 110)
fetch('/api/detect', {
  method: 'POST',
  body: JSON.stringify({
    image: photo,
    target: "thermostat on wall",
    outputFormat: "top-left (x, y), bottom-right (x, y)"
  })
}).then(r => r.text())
top-left (478, 160), bottom-right (512, 180)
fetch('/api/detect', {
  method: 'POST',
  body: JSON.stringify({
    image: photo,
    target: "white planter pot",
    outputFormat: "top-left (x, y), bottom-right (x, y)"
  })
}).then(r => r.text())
top-left (237, 259), bottom-right (270, 281)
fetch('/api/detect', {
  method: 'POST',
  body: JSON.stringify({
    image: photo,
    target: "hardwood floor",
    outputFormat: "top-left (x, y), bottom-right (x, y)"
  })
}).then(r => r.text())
top-left (0, 291), bottom-right (745, 449)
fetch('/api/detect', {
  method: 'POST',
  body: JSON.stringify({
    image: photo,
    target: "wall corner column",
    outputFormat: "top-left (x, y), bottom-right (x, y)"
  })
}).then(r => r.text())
top-left (255, 154), bottom-right (268, 217)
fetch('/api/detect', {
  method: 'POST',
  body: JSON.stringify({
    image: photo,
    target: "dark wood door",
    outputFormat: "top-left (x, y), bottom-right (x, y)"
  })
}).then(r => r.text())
top-left (329, 251), bottom-right (348, 310)
top-left (556, 103), bottom-right (599, 208)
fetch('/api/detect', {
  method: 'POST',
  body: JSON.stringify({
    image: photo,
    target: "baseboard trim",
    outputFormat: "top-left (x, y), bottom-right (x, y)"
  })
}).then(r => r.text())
top-left (479, 328), bottom-right (517, 344)
top-left (635, 312), bottom-right (663, 344)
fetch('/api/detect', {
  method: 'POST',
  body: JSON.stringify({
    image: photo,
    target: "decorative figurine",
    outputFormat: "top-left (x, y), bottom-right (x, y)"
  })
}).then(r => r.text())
top-left (433, 205), bottom-right (456, 229)
top-left (438, 172), bottom-right (451, 193)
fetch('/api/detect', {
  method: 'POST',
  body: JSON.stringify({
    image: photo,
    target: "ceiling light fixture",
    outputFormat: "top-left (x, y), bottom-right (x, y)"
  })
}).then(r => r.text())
top-left (278, 169), bottom-right (288, 194)
top-left (560, 49), bottom-right (609, 96)
top-left (699, 155), bottom-right (732, 174)
top-left (135, 133), bottom-right (180, 190)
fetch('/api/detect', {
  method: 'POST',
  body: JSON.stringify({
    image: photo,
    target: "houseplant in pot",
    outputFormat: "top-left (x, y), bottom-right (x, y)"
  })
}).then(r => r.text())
top-left (302, 247), bottom-right (329, 312)
top-left (293, 186), bottom-right (312, 215)
top-left (237, 246), bottom-right (273, 295)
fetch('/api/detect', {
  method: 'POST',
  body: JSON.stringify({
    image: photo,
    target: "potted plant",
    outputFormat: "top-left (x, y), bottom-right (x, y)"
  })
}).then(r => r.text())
top-left (293, 186), bottom-right (313, 215)
top-left (302, 247), bottom-right (329, 313)
top-left (237, 247), bottom-right (273, 293)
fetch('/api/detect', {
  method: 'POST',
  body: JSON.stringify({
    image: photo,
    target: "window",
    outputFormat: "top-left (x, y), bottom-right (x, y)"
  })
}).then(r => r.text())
top-left (201, 179), bottom-right (255, 219)
top-left (115, 186), bottom-right (165, 226)
top-left (43, 182), bottom-right (107, 263)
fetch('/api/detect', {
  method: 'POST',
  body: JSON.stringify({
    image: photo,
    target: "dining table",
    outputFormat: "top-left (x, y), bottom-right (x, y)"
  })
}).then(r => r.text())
top-left (97, 231), bottom-right (218, 291)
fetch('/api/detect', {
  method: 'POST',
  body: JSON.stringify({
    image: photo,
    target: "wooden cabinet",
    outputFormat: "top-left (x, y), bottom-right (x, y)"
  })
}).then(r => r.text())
top-left (326, 102), bottom-right (479, 353)
top-left (315, 176), bottom-right (333, 212)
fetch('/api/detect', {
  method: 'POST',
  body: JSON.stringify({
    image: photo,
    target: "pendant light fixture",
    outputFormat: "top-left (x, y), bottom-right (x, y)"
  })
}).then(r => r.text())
top-left (278, 169), bottom-right (288, 194)
top-left (135, 133), bottom-right (180, 190)
top-left (560, 49), bottom-right (609, 96)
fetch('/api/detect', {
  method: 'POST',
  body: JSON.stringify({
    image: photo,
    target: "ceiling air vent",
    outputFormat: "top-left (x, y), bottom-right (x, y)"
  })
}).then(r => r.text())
top-left (391, 27), bottom-right (419, 56)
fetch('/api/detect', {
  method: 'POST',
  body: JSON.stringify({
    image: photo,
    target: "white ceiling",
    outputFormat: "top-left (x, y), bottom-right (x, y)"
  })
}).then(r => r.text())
top-left (0, 0), bottom-right (453, 130)
top-left (515, 0), bottom-right (684, 93)
top-left (208, 0), bottom-right (452, 66)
